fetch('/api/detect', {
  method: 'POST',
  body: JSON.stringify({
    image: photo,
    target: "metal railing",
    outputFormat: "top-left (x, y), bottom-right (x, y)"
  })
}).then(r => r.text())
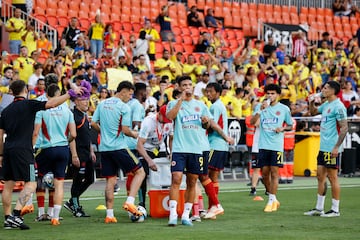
top-left (1, 1), bottom-right (58, 50)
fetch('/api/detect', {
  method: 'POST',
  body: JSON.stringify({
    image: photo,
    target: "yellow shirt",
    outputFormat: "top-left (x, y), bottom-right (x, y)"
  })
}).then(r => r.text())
top-left (182, 63), bottom-right (197, 83)
top-left (241, 99), bottom-right (252, 117)
top-left (171, 55), bottom-right (183, 78)
top-left (244, 62), bottom-right (260, 74)
top-left (195, 64), bottom-right (207, 76)
top-left (150, 85), bottom-right (160, 96)
top-left (138, 64), bottom-right (150, 72)
top-left (143, 28), bottom-right (160, 55)
top-left (91, 23), bottom-right (104, 40)
top-left (231, 97), bottom-right (243, 118)
top-left (6, 17), bottom-right (26, 40)
top-left (277, 64), bottom-right (293, 81)
top-left (220, 94), bottom-right (233, 117)
top-left (154, 58), bottom-right (175, 80)
top-left (13, 57), bottom-right (35, 83)
top-left (21, 31), bottom-right (38, 56)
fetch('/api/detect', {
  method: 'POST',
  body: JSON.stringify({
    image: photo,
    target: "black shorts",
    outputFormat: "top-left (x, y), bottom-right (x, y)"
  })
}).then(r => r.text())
top-left (251, 153), bottom-right (260, 169)
top-left (3, 148), bottom-right (36, 182)
top-left (208, 150), bottom-right (229, 171)
top-left (258, 149), bottom-right (284, 167)
top-left (200, 151), bottom-right (210, 176)
top-left (171, 153), bottom-right (203, 174)
top-left (35, 146), bottom-right (70, 179)
top-left (101, 149), bottom-right (142, 177)
top-left (317, 151), bottom-right (339, 169)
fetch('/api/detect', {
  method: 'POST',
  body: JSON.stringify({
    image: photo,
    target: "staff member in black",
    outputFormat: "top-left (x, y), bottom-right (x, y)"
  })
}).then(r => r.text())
top-left (65, 81), bottom-right (96, 217)
top-left (0, 80), bottom-right (82, 230)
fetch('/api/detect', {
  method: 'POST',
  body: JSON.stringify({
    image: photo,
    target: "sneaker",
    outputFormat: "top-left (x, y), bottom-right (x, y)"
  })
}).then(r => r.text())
top-left (35, 214), bottom-right (51, 222)
top-left (203, 204), bottom-right (224, 219)
top-left (123, 202), bottom-right (142, 217)
top-left (249, 188), bottom-right (257, 196)
top-left (271, 200), bottom-right (280, 212)
top-left (304, 208), bottom-right (324, 216)
top-left (199, 210), bottom-right (207, 218)
top-left (181, 219), bottom-right (193, 226)
top-left (20, 204), bottom-right (34, 216)
top-left (190, 215), bottom-right (201, 222)
top-left (4, 219), bottom-right (16, 229)
top-left (104, 216), bottom-right (117, 223)
top-left (51, 218), bottom-right (60, 226)
top-left (264, 204), bottom-right (272, 212)
top-left (64, 201), bottom-right (75, 214)
top-left (6, 215), bottom-right (30, 230)
top-left (74, 206), bottom-right (90, 217)
top-left (320, 210), bottom-right (340, 218)
top-left (168, 218), bottom-right (177, 227)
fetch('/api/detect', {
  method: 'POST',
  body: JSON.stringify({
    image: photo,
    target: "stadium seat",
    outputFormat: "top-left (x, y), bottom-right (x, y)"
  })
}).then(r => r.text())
top-left (122, 22), bottom-right (132, 32)
top-left (46, 0), bottom-right (57, 10)
top-left (183, 44), bottom-right (194, 54)
top-left (34, 6), bottom-right (46, 15)
top-left (308, 7), bottom-right (316, 16)
top-left (232, 16), bottom-right (242, 28)
top-left (249, 3), bottom-right (257, 11)
top-left (90, 2), bottom-right (100, 13)
top-left (205, 0), bottom-right (214, 10)
top-left (133, 23), bottom-right (142, 33)
top-left (68, 9), bottom-right (78, 18)
top-left (142, 0), bottom-right (150, 8)
top-left (172, 26), bottom-right (181, 36)
top-left (214, 6), bottom-right (224, 18)
top-left (290, 13), bottom-right (299, 25)
top-left (140, 7), bottom-right (150, 18)
top-left (173, 43), bottom-right (183, 53)
top-left (78, 10), bottom-right (89, 19)
top-left (79, 18), bottom-right (91, 29)
top-left (46, 15), bottom-right (58, 27)
top-left (188, 27), bottom-right (200, 37)
top-left (187, 0), bottom-right (196, 8)
top-left (224, 15), bottom-right (233, 28)
top-left (56, 26), bottom-right (65, 39)
top-left (197, 0), bottom-right (205, 10)
top-left (182, 35), bottom-right (193, 45)
top-left (226, 29), bottom-right (236, 40)
top-left (57, 16), bottom-right (69, 27)
top-left (34, 14), bottom-right (47, 24)
top-left (300, 7), bottom-right (308, 15)
top-left (121, 14), bottom-right (130, 22)
top-left (150, 8), bottom-right (160, 22)
top-left (130, 14), bottom-right (141, 23)
top-left (324, 8), bottom-right (333, 17)
top-left (35, 0), bottom-right (47, 10)
top-left (112, 21), bottom-right (121, 32)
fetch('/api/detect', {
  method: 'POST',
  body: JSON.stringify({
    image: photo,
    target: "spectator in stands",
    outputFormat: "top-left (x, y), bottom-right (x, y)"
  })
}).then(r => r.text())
top-left (142, 18), bottom-right (160, 61)
top-left (194, 71), bottom-right (210, 100)
top-left (263, 36), bottom-right (277, 60)
top-left (133, 30), bottom-right (150, 71)
top-left (291, 30), bottom-right (310, 58)
top-left (353, 107), bottom-right (360, 119)
top-left (21, 20), bottom-right (38, 57)
top-left (0, 51), bottom-right (12, 75)
top-left (13, 45), bottom-right (34, 84)
top-left (5, 8), bottom-right (25, 54)
top-left (37, 30), bottom-right (52, 59)
top-left (84, 64), bottom-right (99, 85)
top-left (0, 66), bottom-right (14, 88)
top-left (183, 55), bottom-right (198, 83)
top-left (169, 42), bottom-right (183, 78)
top-left (333, 0), bottom-right (360, 17)
top-left (156, 4), bottom-right (176, 42)
top-left (187, 5), bottom-right (205, 27)
top-left (342, 80), bottom-right (360, 116)
top-left (28, 63), bottom-right (43, 90)
top-left (317, 32), bottom-right (333, 50)
top-left (194, 32), bottom-right (211, 53)
top-left (103, 23), bottom-right (116, 56)
top-left (205, 8), bottom-right (222, 28)
top-left (29, 78), bottom-right (45, 98)
top-left (153, 77), bottom-right (170, 110)
top-left (88, 14), bottom-right (104, 59)
top-left (62, 17), bottom-right (81, 49)
top-left (99, 87), bottom-right (110, 102)
top-left (54, 39), bottom-right (67, 57)
top-left (276, 43), bottom-right (286, 65)
top-left (154, 49), bottom-right (176, 80)
top-left (212, 29), bottom-right (226, 48)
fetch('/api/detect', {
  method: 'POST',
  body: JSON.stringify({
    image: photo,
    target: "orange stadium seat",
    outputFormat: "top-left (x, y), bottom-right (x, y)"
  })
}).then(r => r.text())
top-left (46, 0), bottom-right (57, 10)
top-left (178, 18), bottom-right (187, 27)
top-left (182, 35), bottom-right (193, 45)
top-left (232, 16), bottom-right (242, 28)
top-left (34, 6), bottom-right (46, 15)
top-left (102, 0), bottom-right (111, 6)
top-left (34, 14), bottom-right (47, 24)
top-left (130, 15), bottom-right (141, 23)
top-left (141, 7), bottom-right (150, 18)
top-left (133, 23), bottom-right (142, 33)
top-left (35, 0), bottom-right (47, 9)
top-left (214, 6), bottom-right (223, 18)
top-left (308, 7), bottom-right (316, 16)
top-left (300, 7), bottom-right (308, 15)
top-left (197, 0), bottom-right (205, 10)
top-left (111, 5), bottom-right (121, 16)
top-left (46, 8), bottom-right (56, 16)
top-left (289, 6), bottom-right (297, 14)
top-left (142, 0), bottom-right (150, 8)
top-left (90, 3), bottom-right (100, 13)
top-left (324, 8), bottom-right (333, 16)
top-left (172, 26), bottom-right (181, 36)
top-left (121, 14), bottom-right (130, 22)
top-left (150, 8), bottom-right (160, 22)
top-left (46, 15), bottom-right (58, 27)
top-left (290, 13), bottom-right (299, 25)
top-left (112, 21), bottom-right (122, 32)
top-left (299, 13), bottom-right (307, 24)
top-left (122, 22), bottom-right (132, 32)
top-left (205, 0), bottom-right (214, 10)
top-left (68, 9), bottom-right (78, 18)
top-left (79, 18), bottom-right (91, 29)
top-left (78, 10), bottom-right (89, 19)
top-left (249, 3), bottom-right (257, 11)
top-left (57, 16), bottom-right (69, 27)
top-left (188, 27), bottom-right (200, 37)
top-left (173, 43), bottom-right (184, 53)
top-left (174, 35), bottom-right (182, 44)
top-left (56, 26), bottom-right (65, 39)
top-left (183, 44), bottom-right (194, 54)
top-left (234, 30), bottom-right (244, 40)
top-left (333, 16), bottom-right (341, 25)
top-left (187, 0), bottom-right (196, 8)
top-left (224, 15), bottom-right (233, 27)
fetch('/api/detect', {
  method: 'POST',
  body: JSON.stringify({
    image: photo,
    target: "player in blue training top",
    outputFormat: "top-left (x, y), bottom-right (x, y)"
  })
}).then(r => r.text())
top-left (305, 81), bottom-right (348, 217)
top-left (33, 84), bottom-right (77, 226)
top-left (91, 81), bottom-right (146, 223)
top-left (203, 82), bottom-right (234, 219)
top-left (250, 83), bottom-right (293, 213)
top-left (166, 75), bottom-right (212, 227)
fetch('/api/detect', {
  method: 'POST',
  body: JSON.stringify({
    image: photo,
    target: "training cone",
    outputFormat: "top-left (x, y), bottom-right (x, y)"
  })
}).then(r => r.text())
top-left (96, 205), bottom-right (107, 210)
top-left (253, 196), bottom-right (264, 201)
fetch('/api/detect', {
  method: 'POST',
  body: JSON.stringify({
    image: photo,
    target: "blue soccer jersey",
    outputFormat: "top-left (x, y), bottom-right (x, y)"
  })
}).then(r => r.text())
top-left (208, 99), bottom-right (229, 151)
top-left (258, 102), bottom-right (293, 152)
top-left (125, 98), bottom-right (145, 150)
top-left (34, 104), bottom-right (74, 149)
top-left (92, 97), bottom-right (131, 152)
top-left (317, 98), bottom-right (347, 152)
top-left (167, 99), bottom-right (212, 154)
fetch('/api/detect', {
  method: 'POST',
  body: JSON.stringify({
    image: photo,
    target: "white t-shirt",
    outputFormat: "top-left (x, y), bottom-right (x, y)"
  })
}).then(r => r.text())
top-left (194, 81), bottom-right (207, 99)
top-left (342, 91), bottom-right (359, 102)
top-left (28, 73), bottom-right (44, 88)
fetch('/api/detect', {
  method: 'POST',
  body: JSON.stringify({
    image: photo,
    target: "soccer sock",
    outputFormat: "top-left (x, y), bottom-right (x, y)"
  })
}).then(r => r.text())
top-left (331, 199), bottom-right (340, 212)
top-left (72, 197), bottom-right (79, 210)
top-left (26, 193), bottom-right (33, 205)
top-left (213, 182), bottom-right (219, 196)
top-left (268, 194), bottom-right (275, 205)
top-left (316, 194), bottom-right (325, 210)
top-left (126, 173), bottom-right (134, 196)
top-left (106, 209), bottom-right (114, 218)
top-left (169, 200), bottom-right (178, 219)
top-left (198, 195), bottom-right (204, 211)
top-left (37, 194), bottom-right (45, 208)
top-left (192, 202), bottom-right (199, 217)
top-left (47, 207), bottom-right (53, 217)
top-left (181, 202), bottom-right (193, 220)
top-left (38, 207), bottom-right (45, 217)
top-left (52, 205), bottom-right (61, 220)
top-left (202, 180), bottom-right (219, 208)
top-left (126, 196), bottom-right (135, 204)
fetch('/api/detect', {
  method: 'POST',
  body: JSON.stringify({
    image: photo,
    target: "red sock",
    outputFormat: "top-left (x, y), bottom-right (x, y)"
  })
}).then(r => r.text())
top-left (213, 182), bottom-right (219, 197)
top-left (192, 202), bottom-right (199, 217)
top-left (198, 195), bottom-right (204, 211)
top-left (203, 180), bottom-right (219, 208)
top-left (48, 190), bottom-right (54, 207)
top-left (36, 190), bottom-right (45, 208)
top-left (126, 173), bottom-right (134, 196)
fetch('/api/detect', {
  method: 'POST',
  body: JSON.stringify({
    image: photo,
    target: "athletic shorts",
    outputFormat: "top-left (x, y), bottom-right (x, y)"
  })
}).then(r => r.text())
top-left (208, 150), bottom-right (229, 171)
top-left (171, 153), bottom-right (203, 174)
top-left (200, 151), bottom-right (210, 175)
top-left (3, 148), bottom-right (35, 182)
top-left (258, 149), bottom-right (284, 167)
top-left (36, 146), bottom-right (70, 179)
top-left (251, 153), bottom-right (260, 169)
top-left (101, 148), bottom-right (142, 177)
top-left (317, 151), bottom-right (339, 169)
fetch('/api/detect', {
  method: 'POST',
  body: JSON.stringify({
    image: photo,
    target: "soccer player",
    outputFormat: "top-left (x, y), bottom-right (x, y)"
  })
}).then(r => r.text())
top-left (136, 105), bottom-right (174, 208)
top-left (305, 81), bottom-right (348, 217)
top-left (250, 84), bottom-right (293, 213)
top-left (64, 81), bottom-right (96, 217)
top-left (166, 75), bottom-right (213, 226)
top-left (33, 84), bottom-right (77, 226)
top-left (91, 81), bottom-right (146, 223)
top-left (203, 82), bottom-right (234, 219)
top-left (0, 80), bottom-right (81, 230)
